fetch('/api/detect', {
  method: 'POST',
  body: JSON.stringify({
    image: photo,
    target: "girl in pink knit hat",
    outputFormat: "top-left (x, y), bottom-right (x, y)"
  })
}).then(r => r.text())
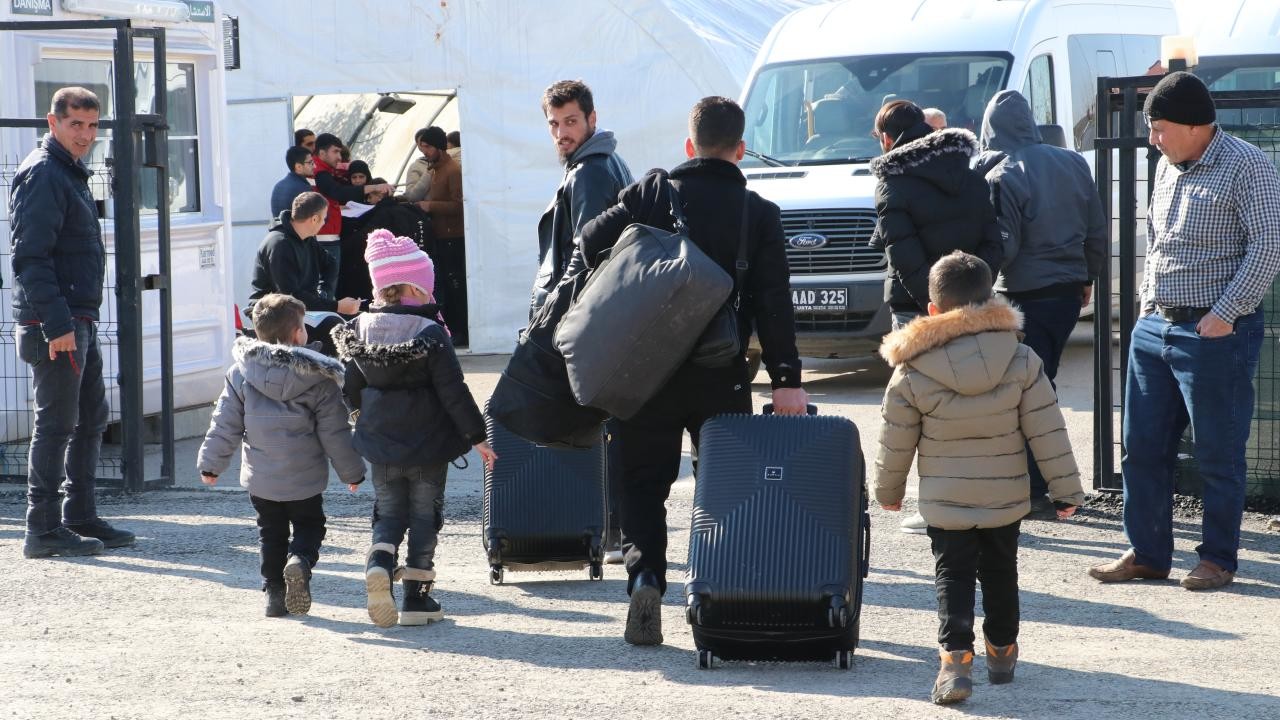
top-left (331, 229), bottom-right (496, 628)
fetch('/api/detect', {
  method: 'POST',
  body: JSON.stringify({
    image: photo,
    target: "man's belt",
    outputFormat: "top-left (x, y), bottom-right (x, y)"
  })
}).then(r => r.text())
top-left (1155, 305), bottom-right (1211, 324)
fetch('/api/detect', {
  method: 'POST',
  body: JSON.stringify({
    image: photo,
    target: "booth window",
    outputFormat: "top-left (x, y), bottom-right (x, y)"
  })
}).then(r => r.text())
top-left (33, 57), bottom-right (201, 214)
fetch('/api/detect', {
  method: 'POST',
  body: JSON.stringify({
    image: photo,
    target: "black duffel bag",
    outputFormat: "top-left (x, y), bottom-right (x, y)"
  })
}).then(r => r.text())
top-left (487, 264), bottom-right (608, 449)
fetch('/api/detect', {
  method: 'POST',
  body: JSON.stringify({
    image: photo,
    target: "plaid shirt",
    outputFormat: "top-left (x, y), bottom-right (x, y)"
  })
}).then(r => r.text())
top-left (1142, 127), bottom-right (1280, 323)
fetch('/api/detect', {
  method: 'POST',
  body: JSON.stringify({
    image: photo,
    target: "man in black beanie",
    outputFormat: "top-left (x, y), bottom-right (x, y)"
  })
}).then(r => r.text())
top-left (1090, 71), bottom-right (1280, 590)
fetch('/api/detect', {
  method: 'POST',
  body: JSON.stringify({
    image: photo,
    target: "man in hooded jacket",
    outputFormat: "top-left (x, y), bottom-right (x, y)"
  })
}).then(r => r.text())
top-left (973, 90), bottom-right (1107, 513)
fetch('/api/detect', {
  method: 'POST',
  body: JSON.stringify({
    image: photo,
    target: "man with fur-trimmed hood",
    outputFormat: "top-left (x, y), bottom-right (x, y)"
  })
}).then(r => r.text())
top-left (875, 251), bottom-right (1083, 706)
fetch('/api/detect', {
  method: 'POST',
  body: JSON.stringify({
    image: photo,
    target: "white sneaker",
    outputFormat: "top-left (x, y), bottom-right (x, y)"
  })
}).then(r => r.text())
top-left (900, 512), bottom-right (928, 535)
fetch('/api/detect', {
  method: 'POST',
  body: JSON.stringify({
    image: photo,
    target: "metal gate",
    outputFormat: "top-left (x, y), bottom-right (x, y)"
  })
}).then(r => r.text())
top-left (0, 19), bottom-right (175, 492)
top-left (1092, 72), bottom-right (1280, 505)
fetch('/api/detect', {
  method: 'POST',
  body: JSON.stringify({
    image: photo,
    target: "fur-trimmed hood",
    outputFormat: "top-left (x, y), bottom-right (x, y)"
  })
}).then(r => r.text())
top-left (331, 313), bottom-right (443, 366)
top-left (870, 128), bottom-right (980, 195)
top-left (233, 336), bottom-right (345, 402)
top-left (879, 298), bottom-right (1024, 396)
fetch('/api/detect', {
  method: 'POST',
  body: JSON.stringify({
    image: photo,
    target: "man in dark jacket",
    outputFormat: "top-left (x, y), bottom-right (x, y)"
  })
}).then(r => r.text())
top-left (868, 100), bottom-right (1003, 326)
top-left (311, 133), bottom-right (394, 299)
top-left (270, 145), bottom-right (315, 218)
top-left (975, 90), bottom-right (1107, 513)
top-left (532, 80), bottom-right (634, 316)
top-left (249, 192), bottom-right (364, 354)
top-left (11, 86), bottom-right (134, 558)
top-left (577, 97), bottom-right (809, 646)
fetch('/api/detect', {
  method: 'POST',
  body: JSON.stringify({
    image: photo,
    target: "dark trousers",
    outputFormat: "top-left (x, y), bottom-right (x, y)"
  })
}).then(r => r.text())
top-left (18, 320), bottom-right (109, 536)
top-left (605, 418), bottom-right (624, 547)
top-left (1003, 291), bottom-right (1080, 498)
top-left (318, 241), bottom-right (341, 300)
top-left (618, 362), bottom-right (752, 594)
top-left (927, 521), bottom-right (1021, 651)
top-left (435, 236), bottom-right (468, 347)
top-left (250, 493), bottom-right (326, 584)
top-left (370, 462), bottom-right (448, 570)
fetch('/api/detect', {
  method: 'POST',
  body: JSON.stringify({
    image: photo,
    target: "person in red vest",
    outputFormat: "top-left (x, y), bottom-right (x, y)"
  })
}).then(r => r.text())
top-left (311, 133), bottom-right (393, 299)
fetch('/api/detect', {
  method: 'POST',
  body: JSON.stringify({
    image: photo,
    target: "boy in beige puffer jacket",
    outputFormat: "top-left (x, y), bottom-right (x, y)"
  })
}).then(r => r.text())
top-left (874, 251), bottom-right (1084, 706)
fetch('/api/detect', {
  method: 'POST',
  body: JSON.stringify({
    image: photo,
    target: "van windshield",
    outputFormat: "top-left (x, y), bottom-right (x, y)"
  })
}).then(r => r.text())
top-left (742, 52), bottom-right (1012, 167)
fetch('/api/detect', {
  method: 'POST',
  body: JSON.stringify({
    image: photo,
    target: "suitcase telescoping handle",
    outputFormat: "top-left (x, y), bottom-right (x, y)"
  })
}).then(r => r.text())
top-left (761, 403), bottom-right (819, 416)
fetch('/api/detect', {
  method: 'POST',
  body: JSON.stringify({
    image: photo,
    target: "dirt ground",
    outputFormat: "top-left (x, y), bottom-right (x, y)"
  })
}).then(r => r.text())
top-left (3, 337), bottom-right (1279, 719)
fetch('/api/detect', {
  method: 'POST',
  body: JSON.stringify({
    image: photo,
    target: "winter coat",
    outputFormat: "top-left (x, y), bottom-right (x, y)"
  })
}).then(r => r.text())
top-left (532, 129), bottom-right (634, 315)
top-left (9, 134), bottom-right (105, 340)
top-left (869, 127), bottom-right (1003, 312)
top-left (420, 153), bottom-right (464, 239)
top-left (197, 337), bottom-right (365, 501)
top-left (874, 298), bottom-right (1084, 529)
top-left (402, 156), bottom-right (432, 202)
top-left (269, 172), bottom-right (312, 219)
top-left (331, 305), bottom-right (486, 466)
top-left (336, 200), bottom-right (433, 300)
top-left (313, 156), bottom-right (365, 238)
top-left (578, 158), bottom-right (801, 389)
top-left (248, 210), bottom-right (338, 313)
top-left (974, 90), bottom-right (1107, 296)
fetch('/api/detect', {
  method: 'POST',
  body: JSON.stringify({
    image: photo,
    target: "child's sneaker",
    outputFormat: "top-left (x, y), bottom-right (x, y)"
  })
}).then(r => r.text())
top-left (264, 581), bottom-right (287, 618)
top-left (365, 543), bottom-right (399, 628)
top-left (282, 555), bottom-right (313, 615)
top-left (931, 648), bottom-right (973, 705)
top-left (399, 568), bottom-right (444, 625)
top-left (985, 640), bottom-right (1018, 684)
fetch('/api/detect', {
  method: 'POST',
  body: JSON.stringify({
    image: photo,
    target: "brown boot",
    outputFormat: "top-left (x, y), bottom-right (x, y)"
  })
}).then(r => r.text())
top-left (985, 640), bottom-right (1019, 684)
top-left (1088, 549), bottom-right (1170, 583)
top-left (1180, 560), bottom-right (1234, 590)
top-left (931, 648), bottom-right (973, 705)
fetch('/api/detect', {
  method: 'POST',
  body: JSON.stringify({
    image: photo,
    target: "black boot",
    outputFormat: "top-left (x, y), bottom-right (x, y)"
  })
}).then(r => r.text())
top-left (264, 581), bottom-right (287, 618)
top-left (22, 527), bottom-right (104, 559)
top-left (64, 519), bottom-right (136, 548)
top-left (400, 568), bottom-right (443, 626)
top-left (282, 554), bottom-right (312, 615)
top-left (365, 543), bottom-right (398, 628)
top-left (625, 569), bottom-right (663, 646)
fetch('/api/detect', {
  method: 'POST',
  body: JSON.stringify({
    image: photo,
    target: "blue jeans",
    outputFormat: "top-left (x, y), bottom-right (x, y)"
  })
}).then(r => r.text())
top-left (318, 241), bottom-right (341, 300)
top-left (371, 463), bottom-right (447, 570)
top-left (1121, 310), bottom-right (1265, 573)
top-left (17, 321), bottom-right (109, 536)
top-left (1005, 292), bottom-right (1081, 498)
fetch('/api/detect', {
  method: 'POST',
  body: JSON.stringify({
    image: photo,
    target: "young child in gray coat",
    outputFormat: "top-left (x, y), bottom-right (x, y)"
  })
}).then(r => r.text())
top-left (197, 293), bottom-right (365, 618)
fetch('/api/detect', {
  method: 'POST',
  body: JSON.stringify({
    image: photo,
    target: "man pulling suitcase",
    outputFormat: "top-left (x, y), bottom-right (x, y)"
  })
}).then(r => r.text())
top-left (575, 96), bottom-right (809, 646)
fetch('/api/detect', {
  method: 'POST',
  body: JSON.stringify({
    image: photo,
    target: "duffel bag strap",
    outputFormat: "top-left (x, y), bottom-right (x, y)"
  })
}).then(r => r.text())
top-left (666, 178), bottom-right (689, 233)
top-left (732, 190), bottom-right (750, 310)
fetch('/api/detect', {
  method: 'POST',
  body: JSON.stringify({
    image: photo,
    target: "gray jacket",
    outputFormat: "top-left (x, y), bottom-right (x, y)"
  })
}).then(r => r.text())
top-left (197, 337), bottom-right (365, 501)
top-left (975, 90), bottom-right (1107, 294)
top-left (532, 129), bottom-right (633, 315)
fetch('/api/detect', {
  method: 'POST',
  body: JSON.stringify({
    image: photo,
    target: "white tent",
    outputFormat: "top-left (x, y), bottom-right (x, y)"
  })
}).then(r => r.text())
top-left (221, 0), bottom-right (819, 352)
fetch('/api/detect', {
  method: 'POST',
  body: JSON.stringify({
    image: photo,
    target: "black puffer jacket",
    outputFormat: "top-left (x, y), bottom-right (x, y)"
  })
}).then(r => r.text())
top-left (332, 305), bottom-right (485, 466)
top-left (9, 135), bottom-right (105, 340)
top-left (578, 158), bottom-right (801, 389)
top-left (869, 127), bottom-right (1003, 311)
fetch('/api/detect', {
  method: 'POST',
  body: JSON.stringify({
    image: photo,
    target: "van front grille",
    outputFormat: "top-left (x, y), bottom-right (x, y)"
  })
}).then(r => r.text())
top-left (780, 209), bottom-right (886, 275)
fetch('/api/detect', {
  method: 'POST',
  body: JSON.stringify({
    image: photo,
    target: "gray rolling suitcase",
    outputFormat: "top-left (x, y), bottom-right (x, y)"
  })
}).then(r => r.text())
top-left (684, 406), bottom-right (869, 669)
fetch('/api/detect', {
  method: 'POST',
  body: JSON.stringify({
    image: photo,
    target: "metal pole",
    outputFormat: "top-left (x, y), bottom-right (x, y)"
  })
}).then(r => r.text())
top-left (1093, 76), bottom-right (1115, 491)
top-left (149, 28), bottom-right (175, 488)
top-left (1118, 87), bottom-right (1139, 418)
top-left (112, 24), bottom-right (145, 493)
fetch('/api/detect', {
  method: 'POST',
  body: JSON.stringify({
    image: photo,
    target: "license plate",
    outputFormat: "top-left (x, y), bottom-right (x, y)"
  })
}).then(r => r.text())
top-left (792, 287), bottom-right (847, 312)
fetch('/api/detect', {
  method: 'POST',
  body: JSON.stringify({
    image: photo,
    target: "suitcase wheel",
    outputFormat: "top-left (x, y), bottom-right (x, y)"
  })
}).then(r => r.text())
top-left (686, 601), bottom-right (704, 626)
top-left (587, 562), bottom-right (604, 581)
top-left (827, 605), bottom-right (850, 629)
top-left (489, 566), bottom-right (504, 585)
top-left (697, 649), bottom-right (714, 670)
top-left (835, 650), bottom-right (852, 670)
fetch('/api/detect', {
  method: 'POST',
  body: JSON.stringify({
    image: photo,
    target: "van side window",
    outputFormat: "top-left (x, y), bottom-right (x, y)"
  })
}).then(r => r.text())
top-left (1020, 54), bottom-right (1056, 128)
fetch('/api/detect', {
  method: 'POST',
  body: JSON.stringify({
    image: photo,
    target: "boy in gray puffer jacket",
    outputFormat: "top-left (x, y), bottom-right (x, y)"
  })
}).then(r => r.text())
top-left (197, 294), bottom-right (365, 618)
top-left (874, 252), bottom-right (1084, 706)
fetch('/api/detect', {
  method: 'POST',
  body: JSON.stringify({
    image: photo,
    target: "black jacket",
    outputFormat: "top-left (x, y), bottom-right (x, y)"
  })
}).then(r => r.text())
top-left (533, 130), bottom-right (633, 315)
top-left (578, 158), bottom-right (802, 389)
top-left (249, 210), bottom-right (338, 312)
top-left (9, 135), bottom-right (105, 340)
top-left (336, 199), bottom-right (433, 300)
top-left (869, 127), bottom-right (1003, 311)
top-left (332, 305), bottom-right (485, 466)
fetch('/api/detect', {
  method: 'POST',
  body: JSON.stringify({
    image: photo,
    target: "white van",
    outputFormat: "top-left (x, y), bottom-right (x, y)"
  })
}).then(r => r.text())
top-left (740, 0), bottom-right (1178, 358)
top-left (1183, 0), bottom-right (1280, 93)
top-left (0, 3), bottom-right (236, 444)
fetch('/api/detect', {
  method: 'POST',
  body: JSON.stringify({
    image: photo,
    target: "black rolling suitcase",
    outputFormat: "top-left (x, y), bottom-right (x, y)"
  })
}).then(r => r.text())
top-left (483, 409), bottom-right (608, 585)
top-left (684, 406), bottom-right (869, 669)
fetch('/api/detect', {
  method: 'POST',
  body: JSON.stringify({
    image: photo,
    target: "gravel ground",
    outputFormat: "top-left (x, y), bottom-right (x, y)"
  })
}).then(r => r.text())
top-left (3, 334), bottom-right (1279, 719)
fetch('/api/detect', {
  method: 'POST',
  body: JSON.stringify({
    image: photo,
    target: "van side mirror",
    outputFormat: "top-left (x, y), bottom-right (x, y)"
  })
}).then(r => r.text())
top-left (1038, 124), bottom-right (1068, 149)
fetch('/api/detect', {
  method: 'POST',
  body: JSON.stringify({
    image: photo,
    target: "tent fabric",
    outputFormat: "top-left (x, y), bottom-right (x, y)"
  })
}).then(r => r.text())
top-left (222, 0), bottom-right (819, 352)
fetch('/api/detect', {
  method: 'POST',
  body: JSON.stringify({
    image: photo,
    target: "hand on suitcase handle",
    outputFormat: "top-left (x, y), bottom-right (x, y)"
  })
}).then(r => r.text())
top-left (769, 387), bottom-right (810, 415)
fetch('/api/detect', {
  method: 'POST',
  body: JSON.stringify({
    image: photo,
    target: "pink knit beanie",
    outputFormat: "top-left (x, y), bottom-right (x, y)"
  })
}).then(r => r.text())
top-left (364, 228), bottom-right (435, 298)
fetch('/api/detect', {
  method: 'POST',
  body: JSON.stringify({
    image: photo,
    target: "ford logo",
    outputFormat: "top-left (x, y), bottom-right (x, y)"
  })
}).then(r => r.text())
top-left (788, 233), bottom-right (828, 249)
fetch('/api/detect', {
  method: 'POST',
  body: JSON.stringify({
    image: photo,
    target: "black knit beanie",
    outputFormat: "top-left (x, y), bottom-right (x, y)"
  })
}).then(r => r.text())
top-left (1144, 71), bottom-right (1216, 126)
top-left (418, 126), bottom-right (447, 152)
top-left (346, 160), bottom-right (371, 179)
